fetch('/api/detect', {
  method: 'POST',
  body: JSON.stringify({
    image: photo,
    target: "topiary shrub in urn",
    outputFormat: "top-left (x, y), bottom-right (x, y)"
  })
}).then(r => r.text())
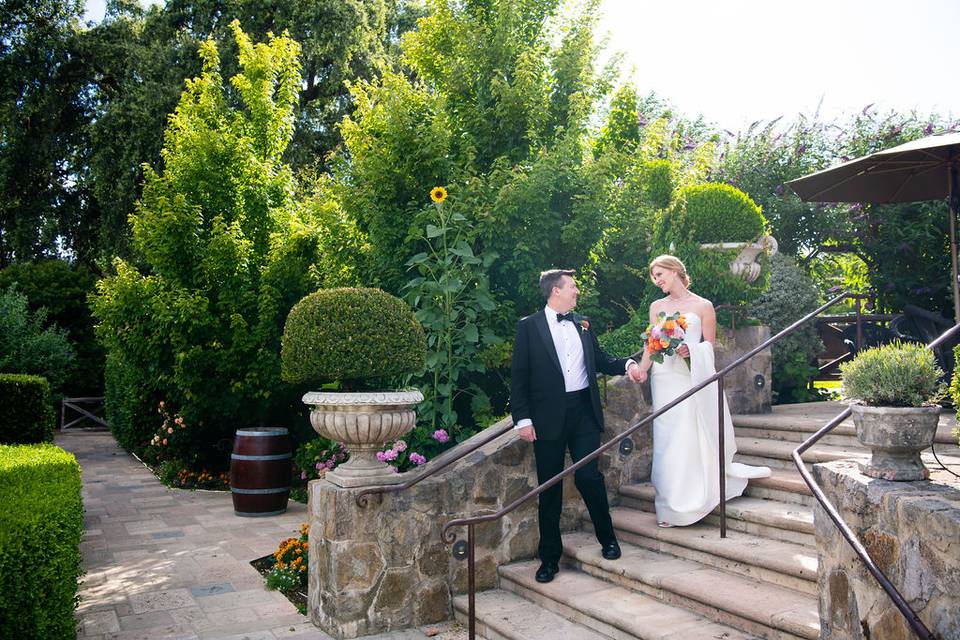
top-left (840, 341), bottom-right (946, 481)
top-left (282, 288), bottom-right (426, 487)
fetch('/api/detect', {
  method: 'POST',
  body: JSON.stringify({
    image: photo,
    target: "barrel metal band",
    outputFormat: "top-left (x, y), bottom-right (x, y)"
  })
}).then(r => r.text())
top-left (230, 453), bottom-right (291, 461)
top-left (235, 429), bottom-right (288, 436)
top-left (230, 486), bottom-right (291, 494)
top-left (235, 509), bottom-right (288, 517)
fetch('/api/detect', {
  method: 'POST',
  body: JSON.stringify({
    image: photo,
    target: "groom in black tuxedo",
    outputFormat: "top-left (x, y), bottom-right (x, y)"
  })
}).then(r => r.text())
top-left (511, 269), bottom-right (642, 583)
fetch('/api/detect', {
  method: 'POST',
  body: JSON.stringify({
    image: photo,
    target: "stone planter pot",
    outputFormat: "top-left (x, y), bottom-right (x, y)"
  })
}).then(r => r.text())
top-left (302, 389), bottom-right (424, 488)
top-left (700, 235), bottom-right (778, 283)
top-left (850, 404), bottom-right (941, 481)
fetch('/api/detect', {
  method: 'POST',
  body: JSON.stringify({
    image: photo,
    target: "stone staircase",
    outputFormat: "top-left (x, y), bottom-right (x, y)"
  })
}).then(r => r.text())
top-left (452, 402), bottom-right (960, 640)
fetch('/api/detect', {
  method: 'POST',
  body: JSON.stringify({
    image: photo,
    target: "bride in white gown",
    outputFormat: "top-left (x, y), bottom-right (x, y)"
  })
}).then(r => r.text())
top-left (636, 255), bottom-right (770, 527)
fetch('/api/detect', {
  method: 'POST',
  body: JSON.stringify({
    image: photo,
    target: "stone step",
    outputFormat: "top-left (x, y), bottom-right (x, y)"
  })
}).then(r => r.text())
top-left (562, 531), bottom-right (818, 640)
top-left (735, 426), bottom-right (858, 448)
top-left (744, 469), bottom-right (816, 508)
top-left (732, 404), bottom-right (958, 446)
top-left (733, 437), bottom-right (868, 471)
top-left (496, 560), bottom-right (761, 640)
top-left (452, 589), bottom-right (608, 640)
top-left (619, 483), bottom-right (815, 547)
top-left (590, 508), bottom-right (818, 596)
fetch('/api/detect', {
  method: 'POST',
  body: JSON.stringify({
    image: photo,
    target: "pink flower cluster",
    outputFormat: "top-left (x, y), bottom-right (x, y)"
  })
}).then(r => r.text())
top-left (375, 438), bottom-right (429, 468)
top-left (432, 429), bottom-right (450, 443)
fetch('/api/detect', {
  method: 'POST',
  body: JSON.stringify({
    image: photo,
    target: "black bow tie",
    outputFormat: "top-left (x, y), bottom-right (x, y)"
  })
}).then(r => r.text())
top-left (557, 312), bottom-right (575, 323)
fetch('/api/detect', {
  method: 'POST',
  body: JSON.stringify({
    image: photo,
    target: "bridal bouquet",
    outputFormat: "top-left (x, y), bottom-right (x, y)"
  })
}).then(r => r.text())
top-left (642, 311), bottom-right (689, 364)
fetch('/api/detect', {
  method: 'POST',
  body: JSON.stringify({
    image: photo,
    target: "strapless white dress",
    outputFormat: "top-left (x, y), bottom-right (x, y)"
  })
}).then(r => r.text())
top-left (650, 312), bottom-right (770, 526)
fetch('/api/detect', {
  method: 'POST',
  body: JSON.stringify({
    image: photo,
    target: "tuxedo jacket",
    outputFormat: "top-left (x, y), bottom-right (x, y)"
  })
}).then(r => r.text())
top-left (510, 310), bottom-right (629, 441)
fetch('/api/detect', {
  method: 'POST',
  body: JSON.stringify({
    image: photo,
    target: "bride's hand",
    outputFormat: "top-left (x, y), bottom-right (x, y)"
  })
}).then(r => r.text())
top-left (677, 344), bottom-right (690, 358)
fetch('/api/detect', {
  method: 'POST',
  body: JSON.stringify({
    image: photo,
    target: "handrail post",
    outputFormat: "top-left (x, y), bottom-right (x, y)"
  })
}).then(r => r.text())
top-left (856, 294), bottom-right (863, 351)
top-left (717, 374), bottom-right (727, 539)
top-left (467, 524), bottom-right (476, 640)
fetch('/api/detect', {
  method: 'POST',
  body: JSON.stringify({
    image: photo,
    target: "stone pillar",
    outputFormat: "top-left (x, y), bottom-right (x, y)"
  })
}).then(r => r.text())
top-left (307, 376), bottom-right (652, 638)
top-left (714, 324), bottom-right (772, 414)
top-left (814, 460), bottom-right (960, 640)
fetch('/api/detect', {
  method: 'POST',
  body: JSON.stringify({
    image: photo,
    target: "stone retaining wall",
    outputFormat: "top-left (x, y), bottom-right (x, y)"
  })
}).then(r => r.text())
top-left (814, 460), bottom-right (960, 640)
top-left (307, 376), bottom-right (651, 638)
top-left (714, 324), bottom-right (772, 415)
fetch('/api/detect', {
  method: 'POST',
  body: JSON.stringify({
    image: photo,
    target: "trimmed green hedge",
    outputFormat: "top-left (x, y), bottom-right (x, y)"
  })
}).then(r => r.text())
top-left (682, 182), bottom-right (766, 244)
top-left (281, 288), bottom-right (426, 388)
top-left (0, 443), bottom-right (83, 638)
top-left (0, 374), bottom-right (55, 444)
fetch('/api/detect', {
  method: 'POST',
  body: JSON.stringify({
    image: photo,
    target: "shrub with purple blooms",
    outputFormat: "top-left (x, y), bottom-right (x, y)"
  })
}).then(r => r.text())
top-left (375, 427), bottom-right (455, 472)
top-left (293, 436), bottom-right (348, 482)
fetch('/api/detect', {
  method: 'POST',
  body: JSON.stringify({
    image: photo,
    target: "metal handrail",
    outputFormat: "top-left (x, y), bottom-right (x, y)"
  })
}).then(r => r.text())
top-left (354, 420), bottom-right (516, 507)
top-left (443, 290), bottom-right (855, 640)
top-left (792, 322), bottom-right (960, 640)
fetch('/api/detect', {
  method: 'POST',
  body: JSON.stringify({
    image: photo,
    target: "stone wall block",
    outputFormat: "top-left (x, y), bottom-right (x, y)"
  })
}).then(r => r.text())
top-left (506, 515), bottom-right (538, 558)
top-left (714, 325), bottom-right (772, 415)
top-left (413, 579), bottom-right (451, 623)
top-left (374, 568), bottom-right (416, 613)
top-left (814, 459), bottom-right (960, 640)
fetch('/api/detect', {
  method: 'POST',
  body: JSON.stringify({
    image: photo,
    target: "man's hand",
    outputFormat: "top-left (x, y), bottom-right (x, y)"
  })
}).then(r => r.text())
top-left (517, 425), bottom-right (537, 442)
top-left (627, 362), bottom-right (645, 383)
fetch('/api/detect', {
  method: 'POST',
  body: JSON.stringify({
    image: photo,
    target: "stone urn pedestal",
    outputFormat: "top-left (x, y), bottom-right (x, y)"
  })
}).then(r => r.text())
top-left (302, 389), bottom-right (424, 488)
top-left (850, 404), bottom-right (941, 481)
top-left (700, 234), bottom-right (779, 283)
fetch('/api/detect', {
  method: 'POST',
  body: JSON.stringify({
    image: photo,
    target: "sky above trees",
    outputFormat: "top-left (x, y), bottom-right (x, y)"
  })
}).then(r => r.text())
top-left (597, 0), bottom-right (959, 131)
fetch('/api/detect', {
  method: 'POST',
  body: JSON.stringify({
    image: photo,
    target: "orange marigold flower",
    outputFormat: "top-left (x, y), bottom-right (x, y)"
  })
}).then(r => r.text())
top-left (662, 320), bottom-right (675, 332)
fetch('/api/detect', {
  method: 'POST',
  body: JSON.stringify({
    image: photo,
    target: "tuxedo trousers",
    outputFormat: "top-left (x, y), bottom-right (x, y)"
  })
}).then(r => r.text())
top-left (532, 388), bottom-right (616, 563)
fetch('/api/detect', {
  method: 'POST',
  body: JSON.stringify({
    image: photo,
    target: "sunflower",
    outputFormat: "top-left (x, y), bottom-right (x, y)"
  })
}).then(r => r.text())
top-left (430, 186), bottom-right (448, 204)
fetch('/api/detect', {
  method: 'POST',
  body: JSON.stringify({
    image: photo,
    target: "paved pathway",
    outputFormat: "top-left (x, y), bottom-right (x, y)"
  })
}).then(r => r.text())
top-left (59, 429), bottom-right (465, 640)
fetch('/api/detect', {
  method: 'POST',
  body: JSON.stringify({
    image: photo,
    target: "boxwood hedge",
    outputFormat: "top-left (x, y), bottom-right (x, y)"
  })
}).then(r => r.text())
top-left (281, 288), bottom-right (426, 388)
top-left (0, 443), bottom-right (83, 639)
top-left (0, 374), bottom-right (55, 444)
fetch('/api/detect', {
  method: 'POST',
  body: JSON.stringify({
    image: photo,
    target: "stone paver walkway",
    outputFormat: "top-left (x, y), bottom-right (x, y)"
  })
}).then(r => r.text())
top-left (59, 429), bottom-right (466, 640)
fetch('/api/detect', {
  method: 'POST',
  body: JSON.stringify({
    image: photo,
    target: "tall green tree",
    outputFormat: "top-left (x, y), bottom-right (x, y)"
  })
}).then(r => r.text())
top-left (91, 23), bottom-right (332, 458)
top-left (0, 0), bottom-right (90, 266)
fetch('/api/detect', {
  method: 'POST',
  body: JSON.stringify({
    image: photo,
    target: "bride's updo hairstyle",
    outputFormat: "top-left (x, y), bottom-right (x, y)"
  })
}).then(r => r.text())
top-left (649, 255), bottom-right (691, 287)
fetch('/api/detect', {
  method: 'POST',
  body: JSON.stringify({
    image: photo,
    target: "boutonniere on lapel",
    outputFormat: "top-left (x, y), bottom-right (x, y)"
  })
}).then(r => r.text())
top-left (579, 317), bottom-right (590, 333)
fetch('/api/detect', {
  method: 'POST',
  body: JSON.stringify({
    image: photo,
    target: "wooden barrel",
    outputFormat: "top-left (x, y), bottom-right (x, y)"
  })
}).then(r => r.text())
top-left (230, 427), bottom-right (291, 517)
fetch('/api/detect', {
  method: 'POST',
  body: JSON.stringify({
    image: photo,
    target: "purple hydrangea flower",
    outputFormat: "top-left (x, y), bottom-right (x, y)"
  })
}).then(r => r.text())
top-left (381, 448), bottom-right (398, 462)
top-left (393, 440), bottom-right (407, 452)
top-left (410, 452), bottom-right (427, 466)
top-left (300, 471), bottom-right (307, 480)
top-left (388, 465), bottom-right (399, 474)
top-left (432, 429), bottom-right (450, 443)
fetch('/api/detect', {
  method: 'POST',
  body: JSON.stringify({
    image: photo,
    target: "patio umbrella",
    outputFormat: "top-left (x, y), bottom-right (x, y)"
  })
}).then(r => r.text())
top-left (787, 132), bottom-right (960, 322)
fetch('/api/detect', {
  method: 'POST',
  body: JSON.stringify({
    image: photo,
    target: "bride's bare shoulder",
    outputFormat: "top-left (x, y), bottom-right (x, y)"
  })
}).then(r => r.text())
top-left (695, 296), bottom-right (714, 315)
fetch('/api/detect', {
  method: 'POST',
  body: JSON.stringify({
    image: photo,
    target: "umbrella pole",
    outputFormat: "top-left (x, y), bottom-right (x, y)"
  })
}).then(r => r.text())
top-left (951, 160), bottom-right (960, 323)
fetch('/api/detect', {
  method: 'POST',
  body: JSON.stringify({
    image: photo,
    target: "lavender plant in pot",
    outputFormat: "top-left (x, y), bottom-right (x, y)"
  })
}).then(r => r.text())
top-left (840, 341), bottom-right (946, 481)
top-left (281, 288), bottom-right (426, 488)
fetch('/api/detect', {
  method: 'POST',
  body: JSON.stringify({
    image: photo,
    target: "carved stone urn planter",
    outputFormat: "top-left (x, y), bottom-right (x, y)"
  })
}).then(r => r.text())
top-left (850, 404), bottom-right (940, 481)
top-left (699, 235), bottom-right (778, 283)
top-left (303, 389), bottom-right (424, 488)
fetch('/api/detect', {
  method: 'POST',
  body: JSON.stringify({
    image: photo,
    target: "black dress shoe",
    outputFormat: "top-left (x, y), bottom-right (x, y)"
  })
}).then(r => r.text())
top-left (601, 540), bottom-right (621, 560)
top-left (535, 561), bottom-right (559, 583)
